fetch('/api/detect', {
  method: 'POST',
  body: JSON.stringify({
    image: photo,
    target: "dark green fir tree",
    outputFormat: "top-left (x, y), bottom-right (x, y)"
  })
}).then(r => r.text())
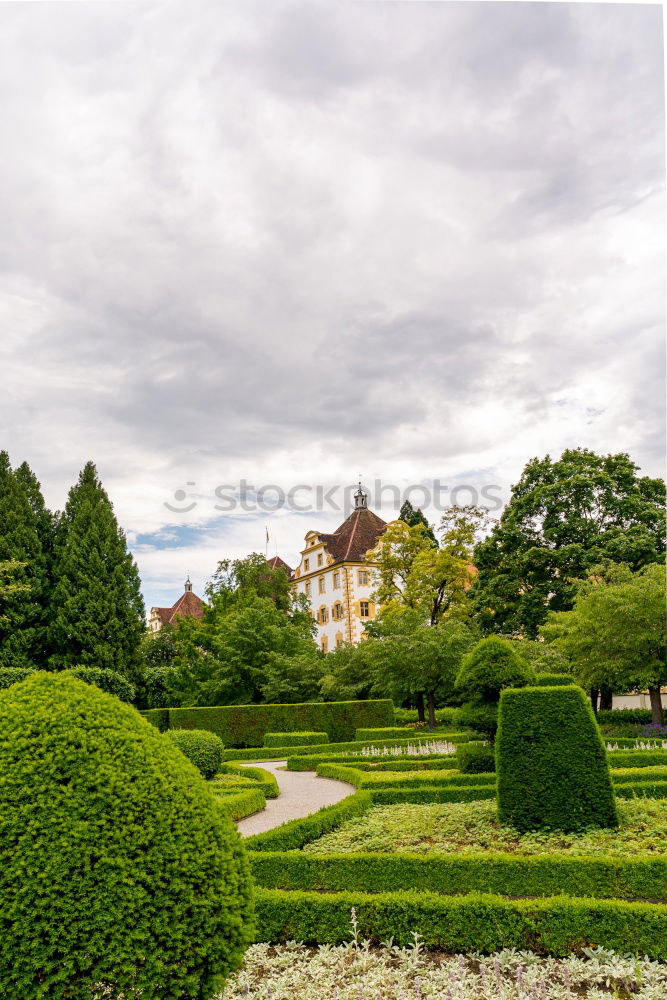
top-left (49, 462), bottom-right (145, 678)
top-left (399, 499), bottom-right (438, 546)
top-left (0, 452), bottom-right (48, 667)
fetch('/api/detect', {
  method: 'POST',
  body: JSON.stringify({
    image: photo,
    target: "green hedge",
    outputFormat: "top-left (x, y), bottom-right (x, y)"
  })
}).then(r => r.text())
top-left (497, 685), bottom-right (618, 833)
top-left (248, 850), bottom-right (667, 901)
top-left (316, 764), bottom-right (496, 791)
top-left (610, 766), bottom-right (667, 784)
top-left (161, 699), bottom-right (394, 746)
top-left (244, 791), bottom-right (373, 853)
top-left (604, 737), bottom-right (667, 749)
top-left (67, 667), bottom-right (136, 703)
top-left (287, 754), bottom-right (460, 772)
top-left (456, 741), bottom-right (495, 773)
top-left (393, 707), bottom-right (460, 726)
top-left (355, 726), bottom-right (458, 741)
top-left (370, 786), bottom-right (497, 805)
top-left (607, 749), bottom-right (667, 768)
top-left (264, 731), bottom-right (328, 747)
top-left (598, 709), bottom-right (653, 726)
top-left (251, 888), bottom-right (667, 957)
top-left (223, 733), bottom-right (470, 762)
top-left (534, 673), bottom-right (575, 687)
top-left (614, 782), bottom-right (667, 800)
top-left (213, 786), bottom-right (266, 821)
top-left (216, 763), bottom-right (280, 799)
top-left (142, 707), bottom-right (169, 732)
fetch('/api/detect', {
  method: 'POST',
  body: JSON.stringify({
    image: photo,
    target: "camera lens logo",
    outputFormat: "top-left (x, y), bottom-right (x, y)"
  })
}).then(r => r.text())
top-left (164, 482), bottom-right (197, 513)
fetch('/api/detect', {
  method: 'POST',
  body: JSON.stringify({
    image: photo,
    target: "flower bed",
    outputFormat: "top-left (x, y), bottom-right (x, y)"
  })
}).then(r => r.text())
top-left (222, 940), bottom-right (667, 999)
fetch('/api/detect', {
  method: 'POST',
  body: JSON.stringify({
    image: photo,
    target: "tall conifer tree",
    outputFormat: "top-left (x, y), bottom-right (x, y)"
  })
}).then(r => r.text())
top-left (49, 462), bottom-right (145, 677)
top-left (0, 452), bottom-right (47, 667)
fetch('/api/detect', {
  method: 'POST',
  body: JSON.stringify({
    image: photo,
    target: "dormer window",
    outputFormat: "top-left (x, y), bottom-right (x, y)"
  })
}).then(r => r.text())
top-left (317, 553), bottom-right (323, 566)
top-left (304, 558), bottom-right (310, 572)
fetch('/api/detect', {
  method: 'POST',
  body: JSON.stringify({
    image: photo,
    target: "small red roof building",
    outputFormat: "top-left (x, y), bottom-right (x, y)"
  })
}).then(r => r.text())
top-left (149, 577), bottom-right (206, 633)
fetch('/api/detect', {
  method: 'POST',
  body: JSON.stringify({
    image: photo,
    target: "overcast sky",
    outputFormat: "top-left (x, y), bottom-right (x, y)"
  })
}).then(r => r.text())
top-left (1, 1), bottom-right (664, 611)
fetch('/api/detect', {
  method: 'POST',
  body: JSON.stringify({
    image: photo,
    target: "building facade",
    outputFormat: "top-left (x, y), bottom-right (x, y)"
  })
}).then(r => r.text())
top-left (289, 485), bottom-right (387, 651)
top-left (148, 577), bottom-right (206, 633)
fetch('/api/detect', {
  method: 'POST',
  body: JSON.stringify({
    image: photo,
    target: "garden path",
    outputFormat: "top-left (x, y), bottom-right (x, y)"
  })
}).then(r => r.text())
top-left (234, 759), bottom-right (355, 837)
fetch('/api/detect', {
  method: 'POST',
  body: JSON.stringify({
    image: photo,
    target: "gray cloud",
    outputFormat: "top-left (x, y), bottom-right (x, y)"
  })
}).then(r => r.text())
top-left (0, 1), bottom-right (663, 604)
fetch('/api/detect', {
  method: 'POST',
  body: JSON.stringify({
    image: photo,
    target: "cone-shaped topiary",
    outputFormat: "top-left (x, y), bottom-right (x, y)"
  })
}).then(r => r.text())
top-left (166, 728), bottom-right (225, 779)
top-left (496, 684), bottom-right (619, 833)
top-left (0, 672), bottom-right (253, 1000)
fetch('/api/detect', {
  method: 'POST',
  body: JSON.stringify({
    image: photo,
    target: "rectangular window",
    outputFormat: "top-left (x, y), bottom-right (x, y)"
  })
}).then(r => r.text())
top-left (318, 576), bottom-right (326, 594)
top-left (333, 571), bottom-right (340, 589)
top-left (305, 581), bottom-right (312, 598)
top-left (304, 558), bottom-right (310, 571)
top-left (321, 635), bottom-right (328, 653)
top-left (317, 553), bottom-right (323, 566)
top-left (359, 601), bottom-right (370, 618)
top-left (358, 570), bottom-right (368, 586)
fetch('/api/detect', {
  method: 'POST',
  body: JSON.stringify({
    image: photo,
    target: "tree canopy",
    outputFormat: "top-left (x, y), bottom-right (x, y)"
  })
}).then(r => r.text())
top-left (48, 462), bottom-right (145, 677)
top-left (542, 563), bottom-right (667, 723)
top-left (473, 449), bottom-right (666, 637)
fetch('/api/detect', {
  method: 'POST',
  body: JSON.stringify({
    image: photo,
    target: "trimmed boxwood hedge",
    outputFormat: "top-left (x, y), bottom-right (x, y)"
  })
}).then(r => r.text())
top-left (213, 786), bottom-right (267, 821)
top-left (598, 709), bottom-right (653, 726)
top-left (248, 850), bottom-right (667, 901)
top-left (287, 753), bottom-right (460, 772)
top-left (165, 727), bottom-right (225, 779)
top-left (156, 699), bottom-right (394, 746)
top-left (497, 685), bottom-right (618, 833)
top-left (251, 888), bottom-right (667, 957)
top-left (456, 741), bottom-right (495, 774)
top-left (216, 763), bottom-right (280, 798)
top-left (67, 666), bottom-right (136, 703)
top-left (0, 672), bottom-right (253, 1000)
top-left (264, 731), bottom-right (328, 747)
top-left (355, 726), bottom-right (457, 741)
top-left (244, 791), bottom-right (373, 852)
top-left (223, 733), bottom-right (471, 762)
top-left (607, 749), bottom-right (667, 768)
top-left (534, 673), bottom-right (575, 687)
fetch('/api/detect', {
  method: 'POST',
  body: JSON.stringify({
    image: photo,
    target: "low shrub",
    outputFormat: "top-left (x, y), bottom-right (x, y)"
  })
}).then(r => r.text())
top-left (217, 763), bottom-right (280, 798)
top-left (287, 754), bottom-right (459, 772)
top-left (534, 673), bottom-right (575, 687)
top-left (222, 733), bottom-right (471, 762)
top-left (244, 792), bottom-right (373, 853)
top-left (166, 728), bottom-right (225, 779)
top-left (614, 782), bottom-right (667, 800)
top-left (0, 667), bottom-right (34, 689)
top-left (248, 850), bottom-right (667, 901)
top-left (456, 741), bottom-right (495, 773)
top-left (264, 731), bottom-right (328, 747)
top-left (611, 766), bottom-right (667, 784)
top-left (0, 672), bottom-right (253, 1000)
top-left (251, 888), bottom-right (667, 957)
top-left (607, 749), bottom-right (667, 768)
top-left (141, 707), bottom-right (169, 732)
top-left (393, 706), bottom-right (460, 726)
top-left (370, 786), bottom-right (497, 805)
top-left (162, 699), bottom-right (394, 746)
top-left (497, 686), bottom-right (618, 833)
top-left (597, 709), bottom-right (653, 726)
top-left (212, 786), bottom-right (266, 821)
top-left (67, 666), bottom-right (135, 703)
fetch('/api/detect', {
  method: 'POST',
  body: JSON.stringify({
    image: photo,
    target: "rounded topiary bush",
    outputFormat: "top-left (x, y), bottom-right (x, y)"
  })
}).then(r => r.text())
top-left (67, 665), bottom-right (136, 702)
top-left (456, 637), bottom-right (534, 704)
top-left (166, 727), bottom-right (225, 779)
top-left (0, 672), bottom-right (253, 1000)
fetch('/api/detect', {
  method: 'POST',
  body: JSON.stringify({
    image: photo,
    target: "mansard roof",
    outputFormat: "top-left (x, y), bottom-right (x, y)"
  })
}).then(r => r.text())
top-left (320, 506), bottom-right (387, 565)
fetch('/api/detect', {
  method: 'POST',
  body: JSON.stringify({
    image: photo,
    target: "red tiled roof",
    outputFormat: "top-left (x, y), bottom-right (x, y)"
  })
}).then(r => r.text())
top-left (152, 589), bottom-right (205, 626)
top-left (321, 507), bottom-right (387, 565)
top-left (268, 555), bottom-right (293, 576)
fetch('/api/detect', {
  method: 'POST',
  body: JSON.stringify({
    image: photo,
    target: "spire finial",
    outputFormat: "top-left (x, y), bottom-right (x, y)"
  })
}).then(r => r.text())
top-left (353, 479), bottom-right (368, 510)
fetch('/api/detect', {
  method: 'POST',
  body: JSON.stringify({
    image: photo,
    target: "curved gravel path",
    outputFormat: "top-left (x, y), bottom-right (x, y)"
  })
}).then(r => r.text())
top-left (234, 760), bottom-right (355, 837)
